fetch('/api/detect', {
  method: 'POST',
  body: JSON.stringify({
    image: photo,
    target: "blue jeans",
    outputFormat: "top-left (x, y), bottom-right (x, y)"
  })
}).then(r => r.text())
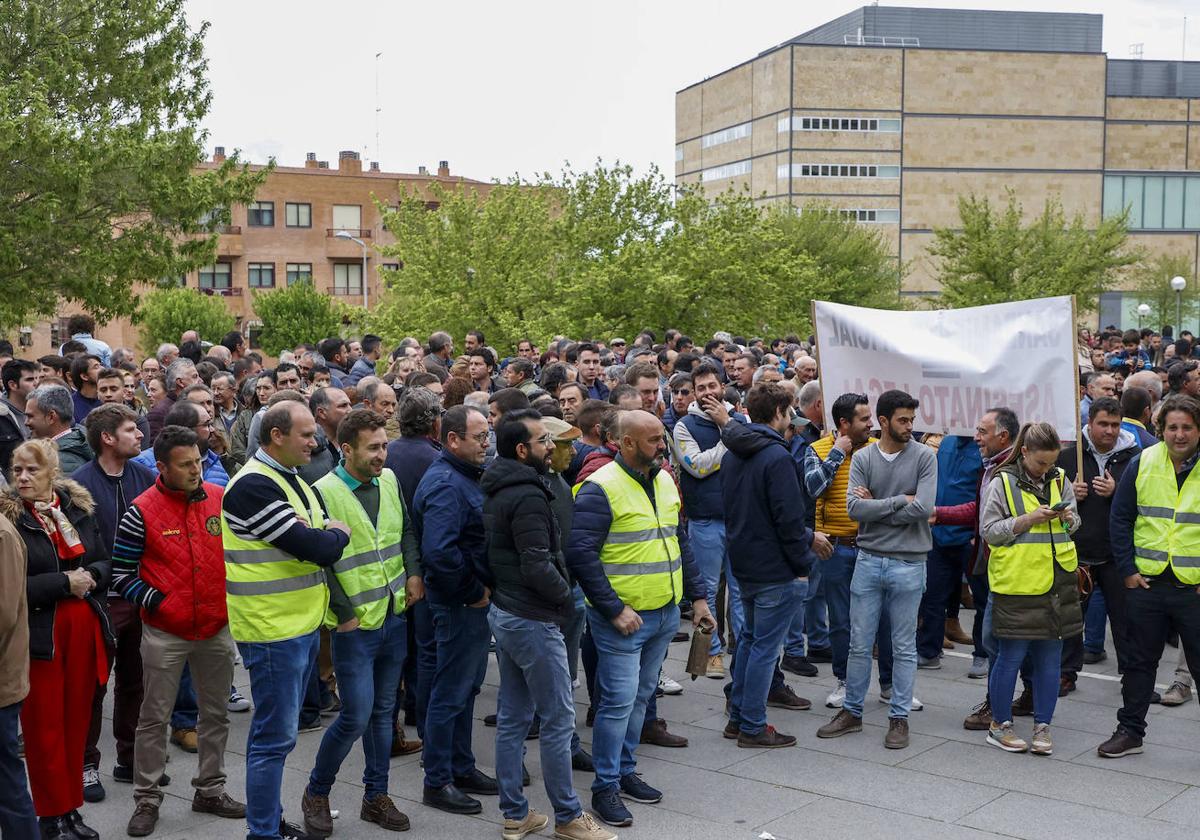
top-left (843, 552), bottom-right (925, 719)
top-left (917, 542), bottom-right (971, 659)
top-left (409, 599), bottom-right (436, 740)
top-left (562, 586), bottom-right (587, 756)
top-left (171, 663), bottom-right (197, 730)
top-left (968, 572), bottom-right (990, 660)
top-left (786, 554), bottom-right (826, 657)
top-left (1083, 587), bottom-right (1108, 654)
top-left (239, 631), bottom-right (319, 840)
top-left (989, 638), bottom-right (1062, 725)
top-left (689, 519), bottom-right (742, 654)
top-left (730, 582), bottom-right (799, 735)
top-left (0, 702), bottom-right (37, 839)
top-left (825, 543), bottom-right (894, 683)
top-left (587, 603), bottom-right (677, 792)
top-left (309, 611), bottom-right (408, 799)
top-left (424, 603), bottom-right (490, 788)
top-left (490, 607), bottom-right (582, 825)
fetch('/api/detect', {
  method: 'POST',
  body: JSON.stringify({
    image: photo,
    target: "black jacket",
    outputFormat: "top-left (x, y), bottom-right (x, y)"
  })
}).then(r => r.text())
top-left (1056, 431), bottom-right (1138, 563)
top-left (0, 479), bottom-right (114, 661)
top-left (481, 457), bottom-right (573, 625)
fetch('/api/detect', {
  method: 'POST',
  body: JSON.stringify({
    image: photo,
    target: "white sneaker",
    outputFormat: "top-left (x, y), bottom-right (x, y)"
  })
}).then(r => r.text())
top-left (228, 687), bottom-right (251, 713)
top-left (879, 690), bottom-right (923, 711)
top-left (572, 677), bottom-right (581, 690)
top-left (968, 656), bottom-right (988, 679)
top-left (658, 674), bottom-right (683, 696)
top-left (825, 680), bottom-right (846, 708)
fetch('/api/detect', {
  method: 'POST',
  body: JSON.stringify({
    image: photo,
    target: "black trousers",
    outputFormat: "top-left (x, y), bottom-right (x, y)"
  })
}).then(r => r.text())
top-left (1062, 561), bottom-right (1130, 682)
top-left (1117, 580), bottom-right (1200, 738)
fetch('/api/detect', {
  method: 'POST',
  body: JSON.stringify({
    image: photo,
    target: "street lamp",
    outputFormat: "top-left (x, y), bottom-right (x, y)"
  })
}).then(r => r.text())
top-left (1171, 275), bottom-right (1187, 336)
top-left (335, 230), bottom-right (369, 310)
top-left (1137, 302), bottom-right (1151, 329)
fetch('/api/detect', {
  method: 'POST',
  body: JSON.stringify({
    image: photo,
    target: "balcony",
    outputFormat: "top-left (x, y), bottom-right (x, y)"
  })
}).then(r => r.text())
top-left (200, 287), bottom-right (243, 297)
top-left (216, 225), bottom-right (242, 235)
top-left (215, 224), bottom-right (243, 257)
top-left (328, 286), bottom-right (364, 296)
top-left (325, 228), bottom-right (372, 239)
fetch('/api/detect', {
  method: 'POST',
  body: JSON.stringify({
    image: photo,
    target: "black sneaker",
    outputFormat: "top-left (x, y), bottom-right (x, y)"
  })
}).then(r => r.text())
top-left (571, 748), bottom-right (595, 772)
top-left (807, 646), bottom-right (833, 663)
top-left (781, 655), bottom-right (818, 677)
top-left (618, 772), bottom-right (662, 804)
top-left (591, 785), bottom-right (632, 827)
top-left (280, 818), bottom-right (318, 840)
top-left (484, 713), bottom-right (497, 727)
top-left (113, 765), bottom-right (170, 786)
top-left (82, 765), bottom-right (105, 803)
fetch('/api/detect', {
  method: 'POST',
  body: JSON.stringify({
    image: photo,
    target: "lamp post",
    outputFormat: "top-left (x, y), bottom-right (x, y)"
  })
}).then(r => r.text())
top-left (1171, 275), bottom-right (1187, 336)
top-left (1137, 302), bottom-right (1151, 329)
top-left (335, 230), bottom-right (369, 310)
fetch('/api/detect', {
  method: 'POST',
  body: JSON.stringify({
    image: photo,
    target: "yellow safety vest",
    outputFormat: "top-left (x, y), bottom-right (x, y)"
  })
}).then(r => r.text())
top-left (1133, 442), bottom-right (1200, 584)
top-left (314, 468), bottom-right (407, 629)
top-left (222, 457), bottom-right (329, 643)
top-left (811, 435), bottom-right (877, 537)
top-left (988, 469), bottom-right (1078, 596)
top-left (585, 460), bottom-right (683, 612)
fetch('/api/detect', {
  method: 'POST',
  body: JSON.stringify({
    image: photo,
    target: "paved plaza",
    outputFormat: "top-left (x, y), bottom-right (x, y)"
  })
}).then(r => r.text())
top-left (82, 611), bottom-right (1200, 840)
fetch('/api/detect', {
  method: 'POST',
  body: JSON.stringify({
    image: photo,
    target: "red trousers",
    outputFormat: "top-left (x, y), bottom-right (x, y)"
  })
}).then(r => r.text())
top-left (21, 598), bottom-right (107, 817)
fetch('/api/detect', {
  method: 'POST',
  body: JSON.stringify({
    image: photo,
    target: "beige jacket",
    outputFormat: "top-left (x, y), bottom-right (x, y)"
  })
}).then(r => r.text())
top-left (0, 514), bottom-right (29, 707)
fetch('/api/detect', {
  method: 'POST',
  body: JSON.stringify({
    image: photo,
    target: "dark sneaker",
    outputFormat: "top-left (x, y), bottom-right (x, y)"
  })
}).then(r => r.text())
top-left (1012, 686), bottom-right (1034, 717)
top-left (807, 646), bottom-right (833, 663)
top-left (767, 684), bottom-right (811, 710)
top-left (619, 773), bottom-right (662, 804)
top-left (884, 718), bottom-right (909, 750)
top-left (591, 785), bottom-right (632, 827)
top-left (640, 717), bottom-right (688, 747)
top-left (781, 655), bottom-right (818, 677)
top-left (82, 765), bottom-right (105, 803)
top-left (816, 709), bottom-right (862, 739)
top-left (453, 768), bottom-right (499, 795)
top-left (571, 748), bottom-right (595, 772)
top-left (192, 791), bottom-right (245, 818)
top-left (737, 725), bottom-right (797, 749)
top-left (963, 698), bottom-right (992, 731)
top-left (484, 713), bottom-right (498, 727)
top-left (1059, 677), bottom-right (1075, 697)
top-left (280, 819), bottom-right (319, 840)
top-left (38, 816), bottom-right (73, 840)
top-left (723, 720), bottom-right (740, 739)
top-left (126, 802), bottom-right (159, 837)
top-left (422, 783), bottom-right (482, 815)
top-left (1097, 728), bottom-right (1144, 759)
top-left (361, 793), bottom-right (410, 831)
top-left (114, 764), bottom-right (168, 786)
top-left (301, 788), bottom-right (333, 837)
top-left (1083, 649), bottom-right (1107, 664)
top-left (585, 707), bottom-right (595, 727)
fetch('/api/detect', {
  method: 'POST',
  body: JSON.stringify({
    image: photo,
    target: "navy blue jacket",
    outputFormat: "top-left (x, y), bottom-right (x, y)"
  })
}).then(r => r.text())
top-left (1110, 448), bottom-right (1196, 580)
top-left (676, 410), bottom-right (747, 521)
top-left (413, 450), bottom-right (489, 605)
top-left (386, 435), bottom-right (442, 510)
top-left (566, 455), bottom-right (705, 620)
top-left (71, 459), bottom-right (156, 554)
top-left (586, 380), bottom-right (610, 401)
top-left (720, 423), bottom-right (815, 586)
top-left (931, 435), bottom-right (982, 547)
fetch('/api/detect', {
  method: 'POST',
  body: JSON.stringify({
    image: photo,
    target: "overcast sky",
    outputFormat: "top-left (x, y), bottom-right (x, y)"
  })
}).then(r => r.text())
top-left (186, 0), bottom-right (1199, 182)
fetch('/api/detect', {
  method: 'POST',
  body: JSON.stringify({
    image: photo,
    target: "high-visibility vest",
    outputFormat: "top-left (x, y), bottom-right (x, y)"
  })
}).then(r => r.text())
top-left (314, 468), bottom-right (407, 629)
top-left (811, 435), bottom-right (877, 537)
top-left (988, 469), bottom-right (1078, 596)
top-left (1133, 442), bottom-right (1200, 584)
top-left (222, 457), bottom-right (329, 643)
top-left (584, 460), bottom-right (683, 612)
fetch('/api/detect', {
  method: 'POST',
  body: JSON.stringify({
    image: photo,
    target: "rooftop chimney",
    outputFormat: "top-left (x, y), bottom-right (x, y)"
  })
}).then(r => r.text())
top-left (437, 160), bottom-right (450, 177)
top-left (418, 165), bottom-right (428, 176)
top-left (338, 150), bottom-right (362, 175)
top-left (213, 146), bottom-right (226, 163)
top-left (318, 160), bottom-right (329, 169)
top-left (305, 151), bottom-right (319, 169)
top-left (369, 161), bottom-right (380, 172)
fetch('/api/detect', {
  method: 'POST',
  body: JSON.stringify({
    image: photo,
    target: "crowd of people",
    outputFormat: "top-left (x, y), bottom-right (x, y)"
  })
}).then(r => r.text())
top-left (0, 314), bottom-right (1196, 840)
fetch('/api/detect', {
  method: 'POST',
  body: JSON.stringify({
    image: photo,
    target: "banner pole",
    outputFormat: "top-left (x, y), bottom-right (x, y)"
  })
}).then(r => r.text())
top-left (811, 299), bottom-right (829, 437)
top-left (1071, 295), bottom-right (1083, 478)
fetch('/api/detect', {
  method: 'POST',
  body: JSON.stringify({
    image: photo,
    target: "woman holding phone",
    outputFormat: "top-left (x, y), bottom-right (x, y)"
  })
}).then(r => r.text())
top-left (980, 422), bottom-right (1082, 757)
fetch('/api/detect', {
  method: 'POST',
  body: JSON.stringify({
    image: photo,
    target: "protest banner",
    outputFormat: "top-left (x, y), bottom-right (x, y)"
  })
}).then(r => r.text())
top-left (812, 295), bottom-right (1080, 439)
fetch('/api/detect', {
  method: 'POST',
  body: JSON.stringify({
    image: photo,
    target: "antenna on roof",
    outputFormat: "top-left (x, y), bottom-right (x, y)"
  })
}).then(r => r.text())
top-left (375, 52), bottom-right (383, 165)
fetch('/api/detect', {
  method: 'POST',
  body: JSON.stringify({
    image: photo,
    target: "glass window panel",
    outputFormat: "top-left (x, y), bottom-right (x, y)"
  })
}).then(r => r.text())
top-left (286, 263), bottom-right (312, 285)
top-left (1102, 176), bottom-right (1125, 220)
top-left (1164, 177), bottom-right (1185, 229)
top-left (877, 209), bottom-right (900, 222)
top-left (332, 204), bottom-right (361, 230)
top-left (1124, 176), bottom-right (1144, 229)
top-left (878, 165), bottom-right (900, 178)
top-left (1186, 178), bottom-right (1200, 229)
top-left (1144, 176), bottom-right (1164, 229)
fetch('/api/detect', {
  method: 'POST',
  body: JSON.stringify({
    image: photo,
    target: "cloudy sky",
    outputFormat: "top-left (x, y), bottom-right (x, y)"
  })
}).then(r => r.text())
top-left (185, 0), bottom-right (1198, 182)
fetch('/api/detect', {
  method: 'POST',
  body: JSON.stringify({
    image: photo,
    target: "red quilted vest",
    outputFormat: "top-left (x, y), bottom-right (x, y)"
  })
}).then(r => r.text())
top-left (132, 479), bottom-right (228, 640)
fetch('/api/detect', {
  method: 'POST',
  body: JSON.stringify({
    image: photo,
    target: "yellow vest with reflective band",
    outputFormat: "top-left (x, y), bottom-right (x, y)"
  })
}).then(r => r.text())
top-left (314, 468), bottom-right (407, 630)
top-left (222, 457), bottom-right (329, 643)
top-left (988, 469), bottom-right (1078, 596)
top-left (811, 435), bottom-right (877, 537)
top-left (585, 460), bottom-right (683, 612)
top-left (1132, 442), bottom-right (1200, 584)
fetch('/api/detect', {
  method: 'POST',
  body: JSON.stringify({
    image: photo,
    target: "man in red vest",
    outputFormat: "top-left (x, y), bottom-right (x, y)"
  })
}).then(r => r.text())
top-left (111, 425), bottom-right (246, 837)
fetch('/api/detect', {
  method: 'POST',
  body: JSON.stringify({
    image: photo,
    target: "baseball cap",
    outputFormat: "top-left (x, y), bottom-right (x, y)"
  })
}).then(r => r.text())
top-left (541, 416), bottom-right (581, 442)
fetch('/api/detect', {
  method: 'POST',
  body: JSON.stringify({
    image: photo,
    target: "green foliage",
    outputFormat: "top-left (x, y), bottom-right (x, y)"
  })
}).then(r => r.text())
top-left (372, 163), bottom-right (903, 349)
top-left (137, 287), bottom-right (234, 355)
top-left (1127, 252), bottom-right (1198, 333)
top-left (929, 192), bottom-right (1137, 311)
top-left (0, 0), bottom-right (268, 330)
top-left (251, 282), bottom-right (348, 357)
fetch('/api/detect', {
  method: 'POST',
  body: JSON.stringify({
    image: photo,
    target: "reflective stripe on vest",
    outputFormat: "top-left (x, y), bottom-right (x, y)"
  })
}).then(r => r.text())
top-left (987, 470), bottom-right (1078, 596)
top-left (1132, 442), bottom-right (1200, 583)
top-left (314, 468), bottom-right (407, 630)
top-left (222, 458), bottom-right (329, 643)
top-left (585, 460), bottom-right (683, 611)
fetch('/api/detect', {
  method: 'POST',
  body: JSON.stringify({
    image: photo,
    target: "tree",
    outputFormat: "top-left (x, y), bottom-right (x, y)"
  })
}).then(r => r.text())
top-left (251, 282), bottom-right (349, 357)
top-left (137, 287), bottom-right (234, 356)
top-left (929, 192), bottom-right (1137, 311)
top-left (1127, 252), bottom-right (1198, 334)
top-left (0, 0), bottom-right (267, 330)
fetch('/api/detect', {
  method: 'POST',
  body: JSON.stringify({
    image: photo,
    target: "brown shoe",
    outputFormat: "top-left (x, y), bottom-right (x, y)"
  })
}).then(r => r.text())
top-left (737, 725), bottom-right (797, 749)
top-left (816, 709), bottom-right (862, 739)
top-left (1012, 686), bottom-right (1034, 717)
top-left (942, 637), bottom-right (956, 650)
top-left (169, 728), bottom-right (198, 754)
top-left (391, 725), bottom-right (423, 757)
top-left (1097, 728), bottom-right (1144, 759)
top-left (722, 720), bottom-right (740, 739)
top-left (192, 791), bottom-right (245, 819)
top-left (945, 618), bottom-right (973, 645)
top-left (884, 718), bottom-right (909, 750)
top-left (767, 684), bottom-right (811, 710)
top-left (302, 788), bottom-right (333, 837)
top-left (1059, 677), bottom-right (1075, 697)
top-left (361, 793), bottom-right (410, 832)
top-left (127, 802), bottom-right (159, 837)
top-left (963, 698), bottom-right (992, 731)
top-left (639, 717), bottom-right (688, 747)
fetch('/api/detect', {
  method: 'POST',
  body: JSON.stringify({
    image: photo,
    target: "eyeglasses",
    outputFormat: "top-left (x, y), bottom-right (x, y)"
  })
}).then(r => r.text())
top-left (673, 388), bottom-right (692, 396)
top-left (471, 431), bottom-right (491, 445)
top-left (535, 434), bottom-right (554, 446)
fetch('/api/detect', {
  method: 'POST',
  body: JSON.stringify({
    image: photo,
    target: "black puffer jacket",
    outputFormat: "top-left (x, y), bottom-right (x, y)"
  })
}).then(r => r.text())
top-left (481, 457), bottom-right (572, 625)
top-left (0, 479), bottom-right (114, 661)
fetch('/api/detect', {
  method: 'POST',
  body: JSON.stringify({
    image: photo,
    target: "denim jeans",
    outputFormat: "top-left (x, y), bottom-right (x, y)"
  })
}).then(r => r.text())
top-left (490, 607), bottom-right (582, 825)
top-left (917, 542), bottom-right (971, 659)
top-left (424, 603), bottom-right (490, 788)
top-left (843, 552), bottom-right (925, 719)
top-left (587, 603), bottom-right (677, 792)
top-left (803, 553), bottom-right (829, 651)
top-left (1083, 586), bottom-right (1108, 654)
top-left (0, 702), bottom-right (37, 840)
top-left (689, 518), bottom-right (742, 654)
top-left (825, 543), bottom-right (894, 684)
top-left (730, 581), bottom-right (799, 735)
top-left (309, 610), bottom-right (408, 799)
top-left (967, 572), bottom-right (990, 660)
top-left (989, 637), bottom-right (1062, 725)
top-left (562, 586), bottom-right (586, 756)
top-left (409, 599), bottom-right (436, 740)
top-left (782, 577), bottom-right (809, 659)
top-left (171, 663), bottom-right (197, 730)
top-left (239, 631), bottom-right (319, 840)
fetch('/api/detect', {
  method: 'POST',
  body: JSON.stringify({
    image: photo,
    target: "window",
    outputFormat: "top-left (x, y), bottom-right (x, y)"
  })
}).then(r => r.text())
top-left (778, 114), bottom-right (901, 133)
top-left (332, 204), bottom-right (361, 231)
top-left (675, 145), bottom-right (684, 162)
top-left (381, 263), bottom-right (400, 272)
top-left (700, 160), bottom-right (752, 182)
top-left (247, 201), bottom-right (274, 227)
top-left (286, 263), bottom-right (313, 285)
top-left (778, 163), bottom-right (899, 179)
top-left (198, 263), bottom-right (231, 290)
top-left (836, 208), bottom-right (900, 223)
top-left (247, 320), bottom-right (263, 351)
top-left (334, 263), bottom-right (362, 294)
top-left (1104, 174), bottom-right (1200, 230)
top-left (285, 202), bottom-right (311, 227)
top-left (248, 262), bottom-right (275, 288)
top-left (700, 122), bottom-right (751, 149)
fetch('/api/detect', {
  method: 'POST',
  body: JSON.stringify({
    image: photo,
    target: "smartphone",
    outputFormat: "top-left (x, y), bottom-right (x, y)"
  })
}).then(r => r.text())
top-left (1051, 500), bottom-right (1070, 511)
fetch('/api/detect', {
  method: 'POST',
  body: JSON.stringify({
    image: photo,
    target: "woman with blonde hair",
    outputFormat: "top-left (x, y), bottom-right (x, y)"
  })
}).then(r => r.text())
top-left (981, 422), bottom-right (1082, 757)
top-left (3, 439), bottom-right (111, 840)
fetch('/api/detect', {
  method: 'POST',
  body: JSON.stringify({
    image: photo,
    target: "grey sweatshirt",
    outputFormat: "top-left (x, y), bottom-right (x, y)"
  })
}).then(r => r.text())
top-left (845, 440), bottom-right (939, 563)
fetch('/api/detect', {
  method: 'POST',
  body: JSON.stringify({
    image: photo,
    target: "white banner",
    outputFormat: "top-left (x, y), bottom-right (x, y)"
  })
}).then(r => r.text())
top-left (813, 296), bottom-right (1079, 439)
